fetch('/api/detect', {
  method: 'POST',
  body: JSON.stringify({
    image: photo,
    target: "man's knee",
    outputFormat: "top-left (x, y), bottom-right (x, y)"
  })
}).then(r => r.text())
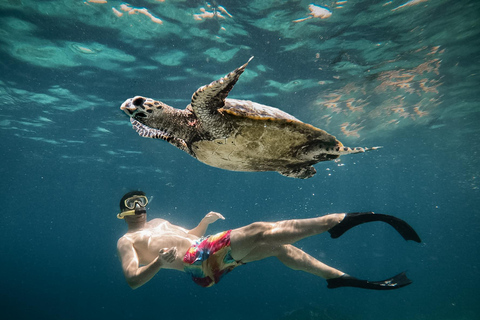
top-left (274, 244), bottom-right (297, 261)
top-left (244, 221), bottom-right (275, 242)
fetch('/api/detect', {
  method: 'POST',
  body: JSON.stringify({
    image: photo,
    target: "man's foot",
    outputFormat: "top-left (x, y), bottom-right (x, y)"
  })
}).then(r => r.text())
top-left (328, 212), bottom-right (421, 242)
top-left (326, 272), bottom-right (412, 290)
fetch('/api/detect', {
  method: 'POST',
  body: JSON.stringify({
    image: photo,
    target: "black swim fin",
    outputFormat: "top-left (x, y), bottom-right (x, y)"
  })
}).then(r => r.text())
top-left (326, 272), bottom-right (412, 290)
top-left (328, 212), bottom-right (421, 243)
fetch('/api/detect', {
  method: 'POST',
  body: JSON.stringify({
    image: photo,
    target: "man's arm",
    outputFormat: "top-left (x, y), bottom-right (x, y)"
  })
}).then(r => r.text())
top-left (117, 237), bottom-right (176, 289)
top-left (188, 211), bottom-right (225, 237)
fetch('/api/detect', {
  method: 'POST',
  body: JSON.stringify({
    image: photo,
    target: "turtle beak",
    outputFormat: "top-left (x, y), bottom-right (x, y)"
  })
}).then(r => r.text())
top-left (121, 98), bottom-right (136, 116)
top-left (121, 98), bottom-right (131, 111)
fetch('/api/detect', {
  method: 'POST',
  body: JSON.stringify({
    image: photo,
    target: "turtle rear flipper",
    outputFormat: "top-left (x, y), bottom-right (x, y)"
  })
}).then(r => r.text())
top-left (190, 57), bottom-right (254, 136)
top-left (297, 141), bottom-right (382, 161)
top-left (279, 165), bottom-right (316, 179)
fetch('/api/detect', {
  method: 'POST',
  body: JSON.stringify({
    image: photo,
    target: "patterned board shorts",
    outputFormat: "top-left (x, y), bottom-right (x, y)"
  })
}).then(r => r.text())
top-left (183, 230), bottom-right (242, 287)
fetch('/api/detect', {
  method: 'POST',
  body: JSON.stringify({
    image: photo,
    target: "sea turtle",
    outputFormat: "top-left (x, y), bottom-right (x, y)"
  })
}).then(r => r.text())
top-left (120, 57), bottom-right (379, 179)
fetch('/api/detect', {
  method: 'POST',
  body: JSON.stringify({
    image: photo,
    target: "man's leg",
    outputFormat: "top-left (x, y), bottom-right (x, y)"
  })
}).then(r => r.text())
top-left (277, 245), bottom-right (344, 278)
top-left (230, 213), bottom-right (345, 261)
top-left (229, 212), bottom-right (419, 290)
top-left (230, 212), bottom-right (420, 261)
top-left (238, 243), bottom-right (343, 279)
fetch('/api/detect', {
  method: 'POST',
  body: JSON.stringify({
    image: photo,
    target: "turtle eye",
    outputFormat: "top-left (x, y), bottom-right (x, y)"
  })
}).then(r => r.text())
top-left (132, 97), bottom-right (145, 108)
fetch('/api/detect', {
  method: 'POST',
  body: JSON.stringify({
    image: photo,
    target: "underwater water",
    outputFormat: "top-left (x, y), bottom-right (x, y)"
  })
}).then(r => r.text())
top-left (1, 0), bottom-right (479, 319)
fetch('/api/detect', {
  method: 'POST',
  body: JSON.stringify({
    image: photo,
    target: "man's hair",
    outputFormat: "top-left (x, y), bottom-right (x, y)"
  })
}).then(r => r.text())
top-left (119, 190), bottom-right (146, 212)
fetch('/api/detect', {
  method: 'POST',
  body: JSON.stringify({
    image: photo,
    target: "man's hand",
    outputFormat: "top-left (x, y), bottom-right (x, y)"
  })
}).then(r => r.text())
top-left (203, 211), bottom-right (225, 224)
top-left (159, 247), bottom-right (177, 264)
top-left (187, 212), bottom-right (225, 237)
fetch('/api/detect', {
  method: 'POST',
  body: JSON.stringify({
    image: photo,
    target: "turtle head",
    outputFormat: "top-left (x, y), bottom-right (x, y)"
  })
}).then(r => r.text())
top-left (120, 96), bottom-right (171, 124)
top-left (121, 96), bottom-right (187, 140)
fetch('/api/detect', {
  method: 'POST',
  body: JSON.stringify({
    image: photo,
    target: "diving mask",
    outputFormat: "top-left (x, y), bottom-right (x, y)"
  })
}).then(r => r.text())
top-left (117, 195), bottom-right (148, 219)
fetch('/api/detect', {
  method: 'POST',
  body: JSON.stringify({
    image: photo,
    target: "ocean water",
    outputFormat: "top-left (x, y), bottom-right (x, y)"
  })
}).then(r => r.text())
top-left (1, 0), bottom-right (479, 319)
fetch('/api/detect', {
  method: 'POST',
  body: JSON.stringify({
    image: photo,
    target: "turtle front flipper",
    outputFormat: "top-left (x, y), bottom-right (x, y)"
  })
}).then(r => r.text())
top-left (130, 118), bottom-right (195, 157)
top-left (190, 57), bottom-right (254, 137)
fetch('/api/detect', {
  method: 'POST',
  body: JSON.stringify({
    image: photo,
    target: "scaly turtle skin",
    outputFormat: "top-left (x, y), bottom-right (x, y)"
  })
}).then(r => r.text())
top-left (120, 57), bottom-right (379, 179)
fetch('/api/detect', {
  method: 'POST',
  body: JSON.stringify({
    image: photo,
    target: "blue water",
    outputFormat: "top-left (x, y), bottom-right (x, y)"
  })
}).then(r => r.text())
top-left (1, 0), bottom-right (479, 319)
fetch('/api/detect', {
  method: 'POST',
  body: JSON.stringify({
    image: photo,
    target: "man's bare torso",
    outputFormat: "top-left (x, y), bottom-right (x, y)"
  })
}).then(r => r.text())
top-left (119, 218), bottom-right (199, 271)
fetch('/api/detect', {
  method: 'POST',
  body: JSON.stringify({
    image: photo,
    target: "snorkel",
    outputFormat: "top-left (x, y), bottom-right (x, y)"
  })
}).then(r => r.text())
top-left (117, 204), bottom-right (147, 219)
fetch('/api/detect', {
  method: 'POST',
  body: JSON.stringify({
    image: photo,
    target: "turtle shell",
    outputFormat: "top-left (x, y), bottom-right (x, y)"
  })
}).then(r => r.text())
top-left (191, 99), bottom-right (342, 172)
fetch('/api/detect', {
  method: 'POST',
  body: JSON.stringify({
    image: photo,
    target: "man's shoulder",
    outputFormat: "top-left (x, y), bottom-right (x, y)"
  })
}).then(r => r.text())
top-left (117, 234), bottom-right (133, 247)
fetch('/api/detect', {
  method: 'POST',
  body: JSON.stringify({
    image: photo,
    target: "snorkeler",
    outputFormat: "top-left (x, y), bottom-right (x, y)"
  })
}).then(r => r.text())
top-left (116, 191), bottom-right (421, 290)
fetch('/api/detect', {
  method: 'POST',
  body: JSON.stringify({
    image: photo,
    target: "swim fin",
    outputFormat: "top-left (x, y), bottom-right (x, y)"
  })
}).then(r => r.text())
top-left (328, 212), bottom-right (421, 243)
top-left (326, 272), bottom-right (412, 290)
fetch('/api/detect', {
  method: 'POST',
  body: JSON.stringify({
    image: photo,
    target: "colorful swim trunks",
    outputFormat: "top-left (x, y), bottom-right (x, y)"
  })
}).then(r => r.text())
top-left (183, 230), bottom-right (242, 287)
